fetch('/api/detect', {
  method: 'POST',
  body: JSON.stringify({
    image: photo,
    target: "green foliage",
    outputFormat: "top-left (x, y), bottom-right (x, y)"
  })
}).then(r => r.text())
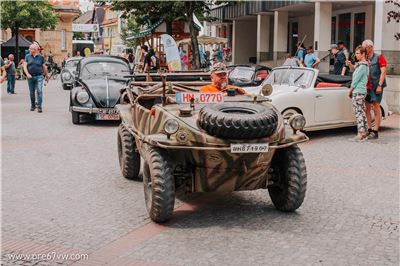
top-left (0, 0), bottom-right (58, 32)
top-left (120, 17), bottom-right (142, 48)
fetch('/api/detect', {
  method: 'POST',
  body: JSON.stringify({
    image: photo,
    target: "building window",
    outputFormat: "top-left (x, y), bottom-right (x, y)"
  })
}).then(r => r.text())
top-left (354, 12), bottom-right (365, 50)
top-left (338, 13), bottom-right (351, 50)
top-left (331, 17), bottom-right (336, 44)
top-left (61, 30), bottom-right (66, 50)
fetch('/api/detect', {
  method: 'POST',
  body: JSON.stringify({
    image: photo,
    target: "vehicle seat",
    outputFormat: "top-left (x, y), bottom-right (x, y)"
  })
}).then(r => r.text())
top-left (256, 70), bottom-right (269, 80)
top-left (315, 82), bottom-right (342, 88)
top-left (138, 96), bottom-right (162, 110)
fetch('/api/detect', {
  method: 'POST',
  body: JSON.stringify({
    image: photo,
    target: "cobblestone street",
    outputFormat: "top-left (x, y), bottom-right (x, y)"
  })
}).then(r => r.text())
top-left (1, 79), bottom-right (399, 265)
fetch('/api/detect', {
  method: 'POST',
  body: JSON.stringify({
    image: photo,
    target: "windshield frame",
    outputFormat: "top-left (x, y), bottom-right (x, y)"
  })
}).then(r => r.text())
top-left (229, 67), bottom-right (255, 82)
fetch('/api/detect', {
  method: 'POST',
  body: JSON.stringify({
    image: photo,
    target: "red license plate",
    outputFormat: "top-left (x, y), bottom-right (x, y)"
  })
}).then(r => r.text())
top-left (95, 114), bottom-right (120, 120)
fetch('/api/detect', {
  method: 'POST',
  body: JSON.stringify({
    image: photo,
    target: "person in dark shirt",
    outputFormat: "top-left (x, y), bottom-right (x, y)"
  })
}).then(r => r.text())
top-left (5, 54), bottom-right (17, 94)
top-left (23, 43), bottom-right (49, 113)
top-left (329, 44), bottom-right (347, 75)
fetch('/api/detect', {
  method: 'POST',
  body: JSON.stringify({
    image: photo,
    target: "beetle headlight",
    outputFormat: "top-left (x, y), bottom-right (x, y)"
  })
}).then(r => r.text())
top-left (62, 72), bottom-right (72, 81)
top-left (289, 114), bottom-right (306, 131)
top-left (164, 119), bottom-right (179, 135)
top-left (76, 91), bottom-right (90, 104)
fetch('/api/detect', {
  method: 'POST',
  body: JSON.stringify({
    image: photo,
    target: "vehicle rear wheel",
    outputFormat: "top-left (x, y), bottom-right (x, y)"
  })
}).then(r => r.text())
top-left (71, 110), bottom-right (80, 124)
top-left (268, 145), bottom-right (307, 212)
top-left (198, 102), bottom-right (278, 139)
top-left (117, 124), bottom-right (141, 180)
top-left (143, 145), bottom-right (175, 223)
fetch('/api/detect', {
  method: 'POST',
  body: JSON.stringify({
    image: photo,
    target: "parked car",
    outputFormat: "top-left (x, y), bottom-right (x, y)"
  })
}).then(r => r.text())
top-left (61, 56), bottom-right (82, 90)
top-left (227, 64), bottom-right (271, 90)
top-left (116, 78), bottom-right (309, 223)
top-left (69, 56), bottom-right (130, 124)
top-left (257, 66), bottom-right (390, 131)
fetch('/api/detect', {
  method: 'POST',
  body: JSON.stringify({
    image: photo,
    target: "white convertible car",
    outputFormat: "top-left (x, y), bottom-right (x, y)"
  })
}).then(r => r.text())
top-left (245, 66), bottom-right (390, 131)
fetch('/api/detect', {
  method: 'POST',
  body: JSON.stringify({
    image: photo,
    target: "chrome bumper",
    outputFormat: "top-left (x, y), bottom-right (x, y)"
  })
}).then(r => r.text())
top-left (70, 106), bottom-right (118, 114)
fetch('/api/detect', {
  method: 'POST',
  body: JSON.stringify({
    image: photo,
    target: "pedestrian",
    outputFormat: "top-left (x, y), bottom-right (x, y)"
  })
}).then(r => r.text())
top-left (348, 46), bottom-right (369, 142)
top-left (329, 44), bottom-right (347, 75)
top-left (23, 43), bottom-right (49, 113)
top-left (5, 54), bottom-right (17, 94)
top-left (338, 41), bottom-right (350, 61)
top-left (0, 57), bottom-right (6, 84)
top-left (362, 39), bottom-right (387, 139)
top-left (142, 45), bottom-right (158, 73)
top-left (76, 51), bottom-right (81, 57)
top-left (283, 53), bottom-right (300, 67)
top-left (304, 46), bottom-right (320, 68)
top-left (296, 42), bottom-right (306, 67)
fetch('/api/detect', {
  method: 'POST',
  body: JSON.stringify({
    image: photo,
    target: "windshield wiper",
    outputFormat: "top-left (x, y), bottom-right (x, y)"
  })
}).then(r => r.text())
top-left (294, 73), bottom-right (305, 83)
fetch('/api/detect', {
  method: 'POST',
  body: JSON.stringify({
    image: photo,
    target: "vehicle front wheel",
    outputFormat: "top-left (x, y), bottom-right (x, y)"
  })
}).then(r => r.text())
top-left (71, 110), bottom-right (80, 124)
top-left (268, 145), bottom-right (307, 212)
top-left (117, 124), bottom-right (140, 180)
top-left (143, 145), bottom-right (175, 223)
top-left (282, 108), bottom-right (300, 121)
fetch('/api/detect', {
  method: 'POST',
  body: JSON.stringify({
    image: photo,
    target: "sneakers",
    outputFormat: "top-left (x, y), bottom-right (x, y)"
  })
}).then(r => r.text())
top-left (30, 106), bottom-right (35, 111)
top-left (367, 130), bottom-right (379, 139)
top-left (37, 107), bottom-right (42, 113)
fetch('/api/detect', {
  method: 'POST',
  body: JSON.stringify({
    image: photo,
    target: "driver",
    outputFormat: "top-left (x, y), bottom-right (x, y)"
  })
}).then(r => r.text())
top-left (200, 62), bottom-right (248, 94)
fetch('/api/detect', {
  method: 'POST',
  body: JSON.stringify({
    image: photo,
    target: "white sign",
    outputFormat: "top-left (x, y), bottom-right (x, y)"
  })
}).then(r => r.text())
top-left (160, 34), bottom-right (182, 71)
top-left (230, 144), bottom-right (269, 153)
top-left (175, 92), bottom-right (224, 104)
top-left (72, 24), bottom-right (99, 33)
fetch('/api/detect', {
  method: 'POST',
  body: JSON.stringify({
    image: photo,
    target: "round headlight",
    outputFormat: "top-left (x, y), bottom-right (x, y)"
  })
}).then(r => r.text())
top-left (62, 72), bottom-right (72, 80)
top-left (76, 91), bottom-right (90, 104)
top-left (164, 119), bottom-right (179, 135)
top-left (261, 83), bottom-right (273, 96)
top-left (289, 114), bottom-right (306, 130)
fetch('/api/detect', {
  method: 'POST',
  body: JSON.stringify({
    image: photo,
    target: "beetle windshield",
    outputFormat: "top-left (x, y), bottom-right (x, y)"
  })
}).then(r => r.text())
top-left (66, 60), bottom-right (79, 68)
top-left (229, 67), bottom-right (254, 82)
top-left (81, 61), bottom-right (129, 80)
top-left (263, 68), bottom-right (315, 88)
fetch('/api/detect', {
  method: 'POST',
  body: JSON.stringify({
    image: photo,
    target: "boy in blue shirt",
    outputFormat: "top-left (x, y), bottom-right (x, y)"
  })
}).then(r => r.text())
top-left (304, 46), bottom-right (320, 68)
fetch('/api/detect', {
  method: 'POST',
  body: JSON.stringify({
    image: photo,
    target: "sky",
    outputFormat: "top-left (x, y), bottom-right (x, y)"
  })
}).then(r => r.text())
top-left (79, 0), bottom-right (94, 12)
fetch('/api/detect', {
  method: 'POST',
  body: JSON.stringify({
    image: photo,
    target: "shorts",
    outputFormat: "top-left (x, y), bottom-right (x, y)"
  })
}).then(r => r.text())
top-left (365, 88), bottom-right (383, 103)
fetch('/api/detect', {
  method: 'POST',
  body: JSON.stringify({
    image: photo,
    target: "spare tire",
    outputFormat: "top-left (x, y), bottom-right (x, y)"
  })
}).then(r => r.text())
top-left (198, 102), bottom-right (278, 139)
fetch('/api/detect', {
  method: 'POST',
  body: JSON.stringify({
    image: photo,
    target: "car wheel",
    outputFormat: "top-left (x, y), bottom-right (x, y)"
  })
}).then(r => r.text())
top-left (142, 145), bottom-right (175, 223)
top-left (268, 145), bottom-right (307, 212)
top-left (117, 124), bottom-right (141, 180)
top-left (198, 102), bottom-right (278, 139)
top-left (71, 110), bottom-right (81, 124)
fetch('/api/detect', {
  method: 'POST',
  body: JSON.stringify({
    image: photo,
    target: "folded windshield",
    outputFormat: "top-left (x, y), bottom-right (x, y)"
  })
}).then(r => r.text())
top-left (81, 62), bottom-right (129, 80)
top-left (264, 68), bottom-right (314, 88)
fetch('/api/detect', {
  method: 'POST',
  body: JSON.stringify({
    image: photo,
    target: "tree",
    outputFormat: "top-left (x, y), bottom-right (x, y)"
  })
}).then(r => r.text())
top-left (112, 1), bottom-right (219, 69)
top-left (0, 1), bottom-right (58, 62)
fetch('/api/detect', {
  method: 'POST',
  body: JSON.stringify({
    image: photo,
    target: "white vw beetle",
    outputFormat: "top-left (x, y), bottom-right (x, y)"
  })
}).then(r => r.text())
top-left (246, 66), bottom-right (390, 131)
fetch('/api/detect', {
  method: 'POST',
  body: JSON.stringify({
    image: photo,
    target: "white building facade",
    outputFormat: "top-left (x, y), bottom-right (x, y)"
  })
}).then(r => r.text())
top-left (206, 0), bottom-right (400, 112)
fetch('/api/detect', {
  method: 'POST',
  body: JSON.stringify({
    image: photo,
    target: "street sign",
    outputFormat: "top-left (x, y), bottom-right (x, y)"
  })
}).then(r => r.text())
top-left (72, 24), bottom-right (99, 33)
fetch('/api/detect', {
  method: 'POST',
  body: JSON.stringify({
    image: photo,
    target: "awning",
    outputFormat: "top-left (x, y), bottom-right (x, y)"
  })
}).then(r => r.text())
top-left (126, 18), bottom-right (202, 40)
top-left (1, 35), bottom-right (32, 48)
top-left (176, 35), bottom-right (228, 46)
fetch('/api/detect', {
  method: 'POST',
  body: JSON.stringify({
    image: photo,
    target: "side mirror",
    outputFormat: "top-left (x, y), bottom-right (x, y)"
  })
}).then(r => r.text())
top-left (261, 84), bottom-right (273, 96)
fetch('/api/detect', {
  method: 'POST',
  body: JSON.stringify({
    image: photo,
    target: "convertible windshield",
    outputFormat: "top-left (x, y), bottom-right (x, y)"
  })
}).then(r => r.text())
top-left (66, 60), bottom-right (79, 68)
top-left (81, 61), bottom-right (129, 80)
top-left (229, 67), bottom-right (254, 82)
top-left (263, 68), bottom-right (315, 88)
